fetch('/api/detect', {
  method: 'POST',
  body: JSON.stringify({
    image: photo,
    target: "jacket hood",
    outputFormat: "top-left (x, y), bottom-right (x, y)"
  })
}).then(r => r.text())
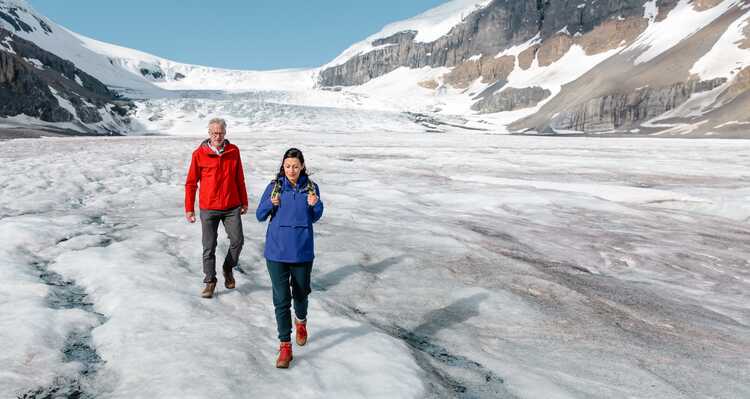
top-left (198, 139), bottom-right (236, 154)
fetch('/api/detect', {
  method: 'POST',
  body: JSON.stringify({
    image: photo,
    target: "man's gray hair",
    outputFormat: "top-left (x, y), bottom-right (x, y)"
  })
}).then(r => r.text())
top-left (208, 118), bottom-right (227, 130)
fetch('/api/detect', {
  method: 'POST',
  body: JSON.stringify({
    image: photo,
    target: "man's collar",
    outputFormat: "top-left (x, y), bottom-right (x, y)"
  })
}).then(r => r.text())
top-left (201, 138), bottom-right (232, 155)
top-left (208, 140), bottom-right (225, 155)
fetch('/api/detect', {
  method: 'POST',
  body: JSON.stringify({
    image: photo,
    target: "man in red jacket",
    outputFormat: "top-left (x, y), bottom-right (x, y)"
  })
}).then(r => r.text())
top-left (185, 118), bottom-right (248, 298)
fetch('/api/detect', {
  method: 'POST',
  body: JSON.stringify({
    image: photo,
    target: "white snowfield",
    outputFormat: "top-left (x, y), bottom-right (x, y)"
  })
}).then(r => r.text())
top-left (690, 6), bottom-right (750, 80)
top-left (628, 0), bottom-right (745, 65)
top-left (1, 133), bottom-right (749, 398)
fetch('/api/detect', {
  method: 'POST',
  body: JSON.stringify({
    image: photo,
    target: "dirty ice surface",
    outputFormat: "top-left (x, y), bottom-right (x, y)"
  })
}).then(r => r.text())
top-left (1, 132), bottom-right (749, 398)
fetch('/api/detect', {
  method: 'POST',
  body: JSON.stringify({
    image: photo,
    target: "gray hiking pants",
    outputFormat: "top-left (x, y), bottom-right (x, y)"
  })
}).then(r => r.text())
top-left (200, 206), bottom-right (244, 283)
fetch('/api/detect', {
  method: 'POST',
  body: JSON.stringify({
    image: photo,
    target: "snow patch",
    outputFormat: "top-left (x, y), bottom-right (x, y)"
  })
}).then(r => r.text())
top-left (656, 83), bottom-right (727, 119)
top-left (0, 0), bottom-right (33, 9)
top-left (72, 31), bottom-right (317, 92)
top-left (48, 86), bottom-right (77, 119)
top-left (715, 120), bottom-right (750, 128)
top-left (452, 175), bottom-right (711, 205)
top-left (629, 0), bottom-right (742, 64)
top-left (690, 9), bottom-right (750, 79)
top-left (504, 44), bottom-right (621, 101)
top-left (643, 0), bottom-right (658, 22)
top-left (0, 35), bottom-right (15, 54)
top-left (495, 34), bottom-right (542, 59)
top-left (23, 56), bottom-right (43, 69)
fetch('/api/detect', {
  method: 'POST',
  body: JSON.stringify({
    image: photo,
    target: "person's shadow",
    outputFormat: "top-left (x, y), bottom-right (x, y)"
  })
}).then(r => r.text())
top-left (296, 293), bottom-right (490, 364)
top-left (312, 255), bottom-right (407, 291)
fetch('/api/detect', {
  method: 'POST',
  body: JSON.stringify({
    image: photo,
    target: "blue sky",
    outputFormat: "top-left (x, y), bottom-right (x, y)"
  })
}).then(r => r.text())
top-left (31, 0), bottom-right (447, 70)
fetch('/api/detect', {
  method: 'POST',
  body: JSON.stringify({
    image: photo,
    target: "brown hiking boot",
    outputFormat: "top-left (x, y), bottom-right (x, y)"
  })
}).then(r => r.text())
top-left (295, 319), bottom-right (308, 346)
top-left (224, 270), bottom-right (235, 289)
top-left (201, 281), bottom-right (217, 298)
top-left (276, 342), bottom-right (293, 368)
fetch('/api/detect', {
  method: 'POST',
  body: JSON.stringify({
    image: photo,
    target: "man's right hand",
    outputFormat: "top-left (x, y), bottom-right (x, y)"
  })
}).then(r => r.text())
top-left (271, 194), bottom-right (280, 206)
top-left (186, 211), bottom-right (196, 223)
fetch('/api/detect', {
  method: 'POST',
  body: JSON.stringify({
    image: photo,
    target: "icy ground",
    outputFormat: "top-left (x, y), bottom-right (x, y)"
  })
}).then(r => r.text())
top-left (1, 133), bottom-right (749, 398)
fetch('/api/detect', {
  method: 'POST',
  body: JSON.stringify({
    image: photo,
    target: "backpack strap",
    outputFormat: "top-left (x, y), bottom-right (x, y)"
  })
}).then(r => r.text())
top-left (306, 178), bottom-right (316, 196)
top-left (269, 178), bottom-right (282, 222)
top-left (271, 178), bottom-right (282, 198)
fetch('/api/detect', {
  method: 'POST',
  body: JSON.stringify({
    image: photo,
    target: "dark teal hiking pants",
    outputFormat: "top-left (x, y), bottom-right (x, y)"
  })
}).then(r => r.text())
top-left (266, 259), bottom-right (312, 342)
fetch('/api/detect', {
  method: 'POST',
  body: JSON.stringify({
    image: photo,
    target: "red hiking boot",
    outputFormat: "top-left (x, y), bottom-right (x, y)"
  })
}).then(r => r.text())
top-left (295, 319), bottom-right (308, 346)
top-left (276, 342), bottom-right (293, 368)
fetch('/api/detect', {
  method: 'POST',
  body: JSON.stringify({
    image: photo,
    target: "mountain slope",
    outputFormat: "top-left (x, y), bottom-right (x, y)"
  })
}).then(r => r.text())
top-left (0, 0), bottom-right (317, 95)
top-left (0, 27), bottom-right (133, 132)
top-left (0, 0), bottom-right (330, 134)
top-left (320, 0), bottom-right (750, 136)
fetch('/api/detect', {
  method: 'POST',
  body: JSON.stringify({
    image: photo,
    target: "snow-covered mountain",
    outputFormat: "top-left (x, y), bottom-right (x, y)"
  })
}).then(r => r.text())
top-left (0, 26), bottom-right (132, 133)
top-left (0, 0), bottom-right (315, 94)
top-left (320, 0), bottom-right (750, 136)
top-left (0, 0), bottom-right (327, 134)
top-left (2, 0), bottom-right (750, 136)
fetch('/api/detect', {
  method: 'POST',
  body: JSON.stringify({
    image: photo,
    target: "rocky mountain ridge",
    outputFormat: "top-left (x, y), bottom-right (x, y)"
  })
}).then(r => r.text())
top-left (0, 27), bottom-right (133, 132)
top-left (320, 0), bottom-right (750, 137)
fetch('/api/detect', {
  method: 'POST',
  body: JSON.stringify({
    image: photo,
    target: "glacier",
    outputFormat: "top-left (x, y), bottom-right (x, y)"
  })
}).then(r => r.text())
top-left (1, 131), bottom-right (749, 398)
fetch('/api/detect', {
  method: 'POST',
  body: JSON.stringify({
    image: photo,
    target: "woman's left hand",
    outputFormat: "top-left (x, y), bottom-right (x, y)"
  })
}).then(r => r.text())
top-left (307, 193), bottom-right (318, 206)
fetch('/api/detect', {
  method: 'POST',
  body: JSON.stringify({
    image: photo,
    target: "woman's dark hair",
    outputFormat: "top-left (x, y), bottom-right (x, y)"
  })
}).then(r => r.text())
top-left (277, 148), bottom-right (307, 179)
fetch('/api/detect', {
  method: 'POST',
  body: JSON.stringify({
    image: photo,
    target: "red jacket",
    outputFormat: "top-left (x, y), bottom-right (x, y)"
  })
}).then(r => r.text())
top-left (185, 140), bottom-right (248, 212)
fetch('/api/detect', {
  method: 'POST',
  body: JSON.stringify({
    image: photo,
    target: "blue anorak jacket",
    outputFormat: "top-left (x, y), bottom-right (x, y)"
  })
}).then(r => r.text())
top-left (256, 175), bottom-right (324, 263)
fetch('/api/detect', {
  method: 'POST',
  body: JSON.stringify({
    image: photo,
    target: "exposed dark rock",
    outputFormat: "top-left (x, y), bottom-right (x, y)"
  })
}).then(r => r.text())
top-left (110, 102), bottom-right (131, 117)
top-left (717, 66), bottom-right (750, 104)
top-left (34, 15), bottom-right (53, 34)
top-left (549, 78), bottom-right (728, 132)
top-left (373, 30), bottom-right (417, 47)
top-left (0, 50), bottom-right (73, 122)
top-left (0, 28), bottom-right (133, 129)
top-left (69, 96), bottom-right (101, 123)
top-left (472, 86), bottom-right (551, 113)
top-left (1, 29), bottom-right (113, 98)
top-left (0, 9), bottom-right (33, 33)
top-left (139, 68), bottom-right (163, 79)
top-left (174, 72), bottom-right (185, 80)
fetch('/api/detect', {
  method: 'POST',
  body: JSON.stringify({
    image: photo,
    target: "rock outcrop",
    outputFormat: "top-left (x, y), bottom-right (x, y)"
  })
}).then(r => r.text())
top-left (549, 78), bottom-right (727, 132)
top-left (472, 86), bottom-right (551, 113)
top-left (443, 55), bottom-right (515, 88)
top-left (0, 28), bottom-right (132, 130)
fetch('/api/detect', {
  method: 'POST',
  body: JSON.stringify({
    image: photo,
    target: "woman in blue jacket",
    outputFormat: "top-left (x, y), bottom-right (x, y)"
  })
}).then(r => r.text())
top-left (256, 148), bottom-right (324, 368)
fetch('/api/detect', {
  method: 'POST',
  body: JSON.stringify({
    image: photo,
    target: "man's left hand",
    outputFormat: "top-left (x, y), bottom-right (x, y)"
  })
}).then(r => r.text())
top-left (240, 206), bottom-right (248, 215)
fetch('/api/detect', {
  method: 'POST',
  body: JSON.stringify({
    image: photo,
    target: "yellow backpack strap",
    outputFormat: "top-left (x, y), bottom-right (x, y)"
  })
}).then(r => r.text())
top-left (269, 178), bottom-right (282, 222)
top-left (306, 179), bottom-right (316, 196)
top-left (271, 178), bottom-right (282, 198)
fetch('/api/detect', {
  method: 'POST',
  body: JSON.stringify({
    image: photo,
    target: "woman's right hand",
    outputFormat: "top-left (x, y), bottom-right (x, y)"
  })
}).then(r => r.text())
top-left (271, 194), bottom-right (280, 206)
